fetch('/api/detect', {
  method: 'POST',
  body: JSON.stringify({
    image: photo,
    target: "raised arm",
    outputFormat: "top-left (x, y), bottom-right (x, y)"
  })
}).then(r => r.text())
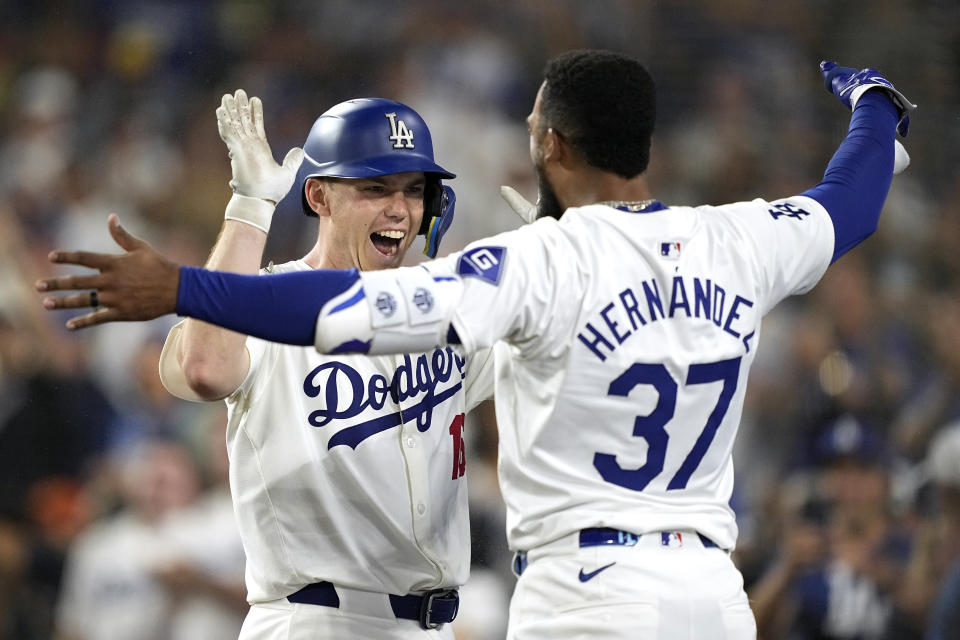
top-left (164, 89), bottom-right (302, 400)
top-left (803, 61), bottom-right (916, 263)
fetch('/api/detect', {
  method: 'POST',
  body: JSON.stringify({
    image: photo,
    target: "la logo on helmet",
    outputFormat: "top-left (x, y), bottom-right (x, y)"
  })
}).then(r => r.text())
top-left (385, 112), bottom-right (415, 149)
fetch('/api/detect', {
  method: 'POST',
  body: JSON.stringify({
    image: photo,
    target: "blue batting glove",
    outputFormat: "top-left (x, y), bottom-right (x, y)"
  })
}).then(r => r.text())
top-left (423, 185), bottom-right (455, 258)
top-left (820, 61), bottom-right (916, 137)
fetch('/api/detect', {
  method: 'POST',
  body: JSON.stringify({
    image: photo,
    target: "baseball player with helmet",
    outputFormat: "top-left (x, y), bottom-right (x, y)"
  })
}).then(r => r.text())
top-left (106, 91), bottom-right (493, 639)
top-left (39, 50), bottom-right (915, 639)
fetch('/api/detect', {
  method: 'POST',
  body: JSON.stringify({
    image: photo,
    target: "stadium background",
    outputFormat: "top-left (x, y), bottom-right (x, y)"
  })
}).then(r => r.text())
top-left (1, 1), bottom-right (959, 638)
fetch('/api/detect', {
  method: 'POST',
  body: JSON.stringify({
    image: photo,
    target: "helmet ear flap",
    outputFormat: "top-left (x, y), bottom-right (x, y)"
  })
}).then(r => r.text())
top-left (419, 175), bottom-right (444, 235)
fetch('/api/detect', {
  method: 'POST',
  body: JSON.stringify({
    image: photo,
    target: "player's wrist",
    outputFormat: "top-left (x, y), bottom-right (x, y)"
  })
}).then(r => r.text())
top-left (224, 193), bottom-right (274, 234)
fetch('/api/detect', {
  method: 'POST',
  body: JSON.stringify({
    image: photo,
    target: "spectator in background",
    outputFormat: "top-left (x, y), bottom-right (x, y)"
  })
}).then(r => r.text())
top-left (751, 415), bottom-right (910, 639)
top-left (54, 434), bottom-right (244, 640)
top-left (920, 423), bottom-right (960, 640)
top-left (151, 414), bottom-right (247, 640)
top-left (891, 293), bottom-right (960, 461)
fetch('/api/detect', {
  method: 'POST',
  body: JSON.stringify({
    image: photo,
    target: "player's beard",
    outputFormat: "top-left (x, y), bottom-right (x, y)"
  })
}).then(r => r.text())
top-left (535, 164), bottom-right (564, 221)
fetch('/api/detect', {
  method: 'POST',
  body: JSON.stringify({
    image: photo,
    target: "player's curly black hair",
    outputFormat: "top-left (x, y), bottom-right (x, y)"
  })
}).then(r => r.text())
top-left (541, 49), bottom-right (655, 179)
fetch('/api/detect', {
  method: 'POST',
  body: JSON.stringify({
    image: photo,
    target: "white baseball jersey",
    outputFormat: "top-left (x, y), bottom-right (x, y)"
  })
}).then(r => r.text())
top-left (216, 259), bottom-right (493, 603)
top-left (400, 196), bottom-right (833, 553)
top-left (56, 495), bottom-right (246, 640)
top-left (56, 512), bottom-right (176, 640)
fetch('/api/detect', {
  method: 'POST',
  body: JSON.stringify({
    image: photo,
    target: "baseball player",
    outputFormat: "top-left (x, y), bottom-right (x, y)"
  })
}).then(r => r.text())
top-left (96, 92), bottom-right (494, 639)
top-left (39, 51), bottom-right (914, 639)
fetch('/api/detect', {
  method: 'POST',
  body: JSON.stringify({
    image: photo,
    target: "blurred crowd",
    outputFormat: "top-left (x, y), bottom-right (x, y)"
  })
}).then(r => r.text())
top-left (1, 1), bottom-right (958, 639)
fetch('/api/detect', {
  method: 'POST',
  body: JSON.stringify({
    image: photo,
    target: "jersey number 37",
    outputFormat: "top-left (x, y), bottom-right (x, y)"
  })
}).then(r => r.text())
top-left (595, 357), bottom-right (742, 492)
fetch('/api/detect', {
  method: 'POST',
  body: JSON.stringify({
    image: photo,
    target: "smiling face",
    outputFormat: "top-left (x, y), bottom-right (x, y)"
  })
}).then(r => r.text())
top-left (306, 172), bottom-right (426, 271)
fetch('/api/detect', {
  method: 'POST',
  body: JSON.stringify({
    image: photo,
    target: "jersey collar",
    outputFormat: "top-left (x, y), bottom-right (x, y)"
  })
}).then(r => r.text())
top-left (596, 199), bottom-right (667, 213)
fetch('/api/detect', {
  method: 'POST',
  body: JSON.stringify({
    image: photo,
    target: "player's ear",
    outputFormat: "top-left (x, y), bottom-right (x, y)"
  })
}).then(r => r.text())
top-left (304, 178), bottom-right (333, 218)
top-left (544, 127), bottom-right (574, 169)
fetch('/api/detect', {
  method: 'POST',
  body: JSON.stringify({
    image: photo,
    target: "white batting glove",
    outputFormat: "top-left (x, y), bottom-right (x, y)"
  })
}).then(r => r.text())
top-left (499, 186), bottom-right (537, 225)
top-left (217, 89), bottom-right (304, 233)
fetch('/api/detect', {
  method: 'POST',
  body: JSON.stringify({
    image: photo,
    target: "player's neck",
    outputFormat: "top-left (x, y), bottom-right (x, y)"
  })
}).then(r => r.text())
top-left (303, 236), bottom-right (344, 270)
top-left (558, 168), bottom-right (653, 209)
top-left (302, 242), bottom-right (328, 269)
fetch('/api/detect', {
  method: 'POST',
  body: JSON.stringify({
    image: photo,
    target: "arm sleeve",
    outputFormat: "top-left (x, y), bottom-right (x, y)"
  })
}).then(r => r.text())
top-left (321, 222), bottom-right (579, 359)
top-left (175, 266), bottom-right (360, 346)
top-left (801, 90), bottom-right (899, 262)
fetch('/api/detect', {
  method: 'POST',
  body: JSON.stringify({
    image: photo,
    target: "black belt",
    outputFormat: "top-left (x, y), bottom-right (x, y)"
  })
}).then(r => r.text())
top-left (286, 581), bottom-right (459, 629)
top-left (513, 528), bottom-right (721, 576)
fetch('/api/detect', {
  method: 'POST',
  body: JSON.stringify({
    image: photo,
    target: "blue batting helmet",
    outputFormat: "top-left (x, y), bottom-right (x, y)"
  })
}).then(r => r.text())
top-left (285, 98), bottom-right (455, 234)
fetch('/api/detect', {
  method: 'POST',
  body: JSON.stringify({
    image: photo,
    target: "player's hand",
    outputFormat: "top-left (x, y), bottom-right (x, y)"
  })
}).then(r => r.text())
top-left (819, 61), bottom-right (916, 137)
top-left (500, 185), bottom-right (537, 224)
top-left (423, 185), bottom-right (455, 258)
top-left (36, 215), bottom-right (181, 329)
top-left (217, 89), bottom-right (304, 232)
top-left (218, 89), bottom-right (304, 201)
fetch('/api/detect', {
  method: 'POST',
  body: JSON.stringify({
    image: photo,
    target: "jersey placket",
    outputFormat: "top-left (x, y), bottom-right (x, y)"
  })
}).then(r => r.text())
top-left (393, 354), bottom-right (446, 586)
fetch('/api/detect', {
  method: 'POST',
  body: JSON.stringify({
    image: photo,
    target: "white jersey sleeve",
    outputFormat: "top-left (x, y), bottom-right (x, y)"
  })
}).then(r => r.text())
top-left (314, 219), bottom-right (582, 363)
top-left (718, 195), bottom-right (835, 315)
top-left (462, 346), bottom-right (495, 412)
top-left (425, 219), bottom-right (585, 359)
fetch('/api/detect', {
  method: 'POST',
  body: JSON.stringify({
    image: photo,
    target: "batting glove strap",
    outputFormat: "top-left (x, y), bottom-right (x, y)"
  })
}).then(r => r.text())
top-left (224, 193), bottom-right (275, 234)
top-left (820, 61), bottom-right (917, 137)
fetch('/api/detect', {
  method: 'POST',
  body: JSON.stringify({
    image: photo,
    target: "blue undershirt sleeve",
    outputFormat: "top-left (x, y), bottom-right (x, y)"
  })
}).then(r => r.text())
top-left (175, 266), bottom-right (360, 346)
top-left (801, 91), bottom-right (899, 263)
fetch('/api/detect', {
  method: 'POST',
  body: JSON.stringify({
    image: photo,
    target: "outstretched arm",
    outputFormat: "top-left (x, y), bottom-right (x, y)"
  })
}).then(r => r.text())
top-left (803, 61), bottom-right (916, 262)
top-left (37, 215), bottom-right (358, 346)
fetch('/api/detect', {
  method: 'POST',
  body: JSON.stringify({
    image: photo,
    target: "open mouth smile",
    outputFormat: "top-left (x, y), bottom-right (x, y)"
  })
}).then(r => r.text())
top-left (370, 230), bottom-right (405, 258)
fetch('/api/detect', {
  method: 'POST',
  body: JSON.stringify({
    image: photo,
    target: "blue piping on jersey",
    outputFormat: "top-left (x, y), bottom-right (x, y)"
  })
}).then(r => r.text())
top-left (329, 339), bottom-right (371, 355)
top-left (329, 286), bottom-right (365, 314)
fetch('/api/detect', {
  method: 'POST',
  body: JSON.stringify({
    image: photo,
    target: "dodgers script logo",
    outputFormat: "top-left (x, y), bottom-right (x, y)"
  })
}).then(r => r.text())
top-left (303, 347), bottom-right (465, 449)
top-left (385, 112), bottom-right (415, 149)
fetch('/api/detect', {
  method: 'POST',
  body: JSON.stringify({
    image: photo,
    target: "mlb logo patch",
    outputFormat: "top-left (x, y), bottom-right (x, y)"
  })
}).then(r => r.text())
top-left (660, 241), bottom-right (682, 260)
top-left (661, 532), bottom-right (683, 548)
top-left (457, 246), bottom-right (506, 285)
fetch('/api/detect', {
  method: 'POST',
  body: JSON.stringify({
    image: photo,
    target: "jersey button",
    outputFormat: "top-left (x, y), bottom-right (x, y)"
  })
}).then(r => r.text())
top-left (406, 437), bottom-right (417, 448)
top-left (417, 502), bottom-right (426, 515)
